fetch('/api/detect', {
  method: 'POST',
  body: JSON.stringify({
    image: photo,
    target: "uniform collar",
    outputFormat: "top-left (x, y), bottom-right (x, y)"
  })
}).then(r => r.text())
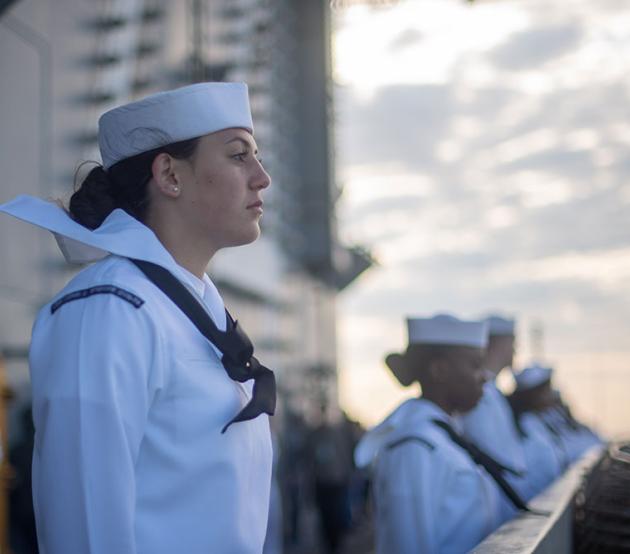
top-left (1, 195), bottom-right (178, 266)
top-left (177, 264), bottom-right (207, 297)
top-left (354, 398), bottom-right (451, 468)
top-left (177, 265), bottom-right (227, 332)
top-left (0, 195), bottom-right (227, 328)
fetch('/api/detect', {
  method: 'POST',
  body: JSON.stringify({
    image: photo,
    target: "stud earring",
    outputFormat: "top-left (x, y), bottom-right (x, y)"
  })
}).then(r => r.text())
top-left (172, 186), bottom-right (180, 193)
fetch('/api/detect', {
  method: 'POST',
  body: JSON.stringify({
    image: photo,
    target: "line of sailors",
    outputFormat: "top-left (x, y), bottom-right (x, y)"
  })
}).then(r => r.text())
top-left (354, 314), bottom-right (604, 554)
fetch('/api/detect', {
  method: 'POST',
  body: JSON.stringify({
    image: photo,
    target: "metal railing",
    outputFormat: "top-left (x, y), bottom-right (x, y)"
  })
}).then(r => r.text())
top-left (472, 447), bottom-right (605, 554)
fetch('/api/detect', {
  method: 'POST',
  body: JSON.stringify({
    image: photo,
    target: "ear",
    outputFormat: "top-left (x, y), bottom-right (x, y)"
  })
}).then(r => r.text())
top-left (151, 152), bottom-right (182, 198)
top-left (385, 353), bottom-right (415, 387)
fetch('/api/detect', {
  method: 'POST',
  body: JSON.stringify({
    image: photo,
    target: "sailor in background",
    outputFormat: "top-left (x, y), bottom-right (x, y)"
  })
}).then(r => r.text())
top-left (508, 365), bottom-right (565, 496)
top-left (354, 314), bottom-right (522, 554)
top-left (546, 389), bottom-right (604, 460)
top-left (459, 315), bottom-right (529, 497)
top-left (513, 365), bottom-right (604, 466)
top-left (0, 83), bottom-right (275, 553)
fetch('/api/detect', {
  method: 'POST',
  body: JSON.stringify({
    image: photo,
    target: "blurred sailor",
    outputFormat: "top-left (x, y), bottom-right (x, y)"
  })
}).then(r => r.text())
top-left (548, 390), bottom-right (604, 459)
top-left (509, 365), bottom-right (565, 496)
top-left (354, 315), bottom-right (525, 554)
top-left (512, 365), bottom-right (604, 469)
top-left (459, 315), bottom-right (529, 496)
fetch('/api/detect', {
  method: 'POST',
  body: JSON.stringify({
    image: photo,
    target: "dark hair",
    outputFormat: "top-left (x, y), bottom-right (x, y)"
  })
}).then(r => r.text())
top-left (508, 380), bottom-right (552, 416)
top-left (69, 137), bottom-right (200, 229)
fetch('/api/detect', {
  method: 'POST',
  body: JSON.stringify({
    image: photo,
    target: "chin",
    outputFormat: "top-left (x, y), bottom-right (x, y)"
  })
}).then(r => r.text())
top-left (459, 393), bottom-right (483, 414)
top-left (229, 224), bottom-right (261, 247)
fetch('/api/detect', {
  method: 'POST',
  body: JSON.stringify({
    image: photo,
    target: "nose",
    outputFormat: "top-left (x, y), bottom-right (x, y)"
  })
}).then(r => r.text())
top-left (251, 159), bottom-right (271, 190)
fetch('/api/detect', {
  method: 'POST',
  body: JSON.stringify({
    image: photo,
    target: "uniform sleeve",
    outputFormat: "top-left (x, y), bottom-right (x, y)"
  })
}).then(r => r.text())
top-left (374, 442), bottom-right (445, 554)
top-left (28, 289), bottom-right (165, 554)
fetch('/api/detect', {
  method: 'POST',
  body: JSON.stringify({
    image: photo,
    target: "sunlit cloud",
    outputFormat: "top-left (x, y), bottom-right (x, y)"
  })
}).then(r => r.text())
top-left (334, 0), bottom-right (630, 436)
top-left (493, 248), bottom-right (630, 290)
top-left (333, 0), bottom-right (530, 91)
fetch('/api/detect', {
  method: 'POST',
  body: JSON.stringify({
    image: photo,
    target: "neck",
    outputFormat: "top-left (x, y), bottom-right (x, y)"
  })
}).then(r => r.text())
top-left (145, 212), bottom-right (216, 279)
top-left (420, 388), bottom-right (455, 416)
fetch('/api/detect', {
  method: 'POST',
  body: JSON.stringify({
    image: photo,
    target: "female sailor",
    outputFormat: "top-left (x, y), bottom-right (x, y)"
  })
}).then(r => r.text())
top-left (0, 82), bottom-right (275, 553)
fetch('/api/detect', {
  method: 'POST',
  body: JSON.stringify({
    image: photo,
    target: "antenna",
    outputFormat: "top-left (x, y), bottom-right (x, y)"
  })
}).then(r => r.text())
top-left (530, 319), bottom-right (545, 363)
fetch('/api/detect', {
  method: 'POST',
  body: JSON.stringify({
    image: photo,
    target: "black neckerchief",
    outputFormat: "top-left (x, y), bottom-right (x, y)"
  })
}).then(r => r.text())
top-left (131, 259), bottom-right (276, 433)
top-left (432, 419), bottom-right (548, 515)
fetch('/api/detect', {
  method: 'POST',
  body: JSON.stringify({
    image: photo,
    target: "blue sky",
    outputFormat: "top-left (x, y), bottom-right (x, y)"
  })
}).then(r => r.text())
top-left (333, 0), bottom-right (630, 437)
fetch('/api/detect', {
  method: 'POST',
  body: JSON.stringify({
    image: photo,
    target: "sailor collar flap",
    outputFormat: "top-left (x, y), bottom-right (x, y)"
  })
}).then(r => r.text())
top-left (354, 398), bottom-right (449, 468)
top-left (0, 195), bottom-right (181, 272)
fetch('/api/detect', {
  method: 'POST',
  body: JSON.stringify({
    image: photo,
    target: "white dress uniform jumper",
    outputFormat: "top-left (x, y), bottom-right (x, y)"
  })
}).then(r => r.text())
top-left (459, 316), bottom-right (535, 498)
top-left (1, 196), bottom-right (273, 554)
top-left (460, 378), bottom-right (528, 474)
top-left (355, 398), bottom-right (515, 554)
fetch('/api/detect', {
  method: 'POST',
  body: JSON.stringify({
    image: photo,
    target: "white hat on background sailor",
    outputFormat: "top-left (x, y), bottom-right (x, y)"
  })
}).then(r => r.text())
top-left (485, 315), bottom-right (516, 336)
top-left (386, 314), bottom-right (488, 387)
top-left (514, 364), bottom-right (553, 391)
top-left (406, 314), bottom-right (489, 348)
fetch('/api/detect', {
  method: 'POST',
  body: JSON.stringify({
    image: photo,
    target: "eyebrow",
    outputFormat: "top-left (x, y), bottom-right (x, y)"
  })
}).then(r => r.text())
top-left (224, 136), bottom-right (258, 154)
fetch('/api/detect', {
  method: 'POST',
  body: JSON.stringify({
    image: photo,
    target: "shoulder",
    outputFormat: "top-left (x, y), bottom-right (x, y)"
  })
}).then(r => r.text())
top-left (30, 257), bottom-right (169, 380)
top-left (385, 435), bottom-right (435, 452)
top-left (41, 256), bottom-right (165, 318)
top-left (33, 256), bottom-right (165, 341)
top-left (376, 425), bottom-right (456, 497)
top-left (57, 256), bottom-right (150, 300)
top-left (381, 420), bottom-right (450, 462)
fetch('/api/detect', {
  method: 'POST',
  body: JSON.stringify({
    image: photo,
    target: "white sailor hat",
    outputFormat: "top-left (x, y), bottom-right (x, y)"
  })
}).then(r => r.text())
top-left (514, 364), bottom-right (553, 391)
top-left (385, 314), bottom-right (488, 387)
top-left (98, 82), bottom-right (253, 169)
top-left (485, 315), bottom-right (516, 336)
top-left (406, 314), bottom-right (489, 349)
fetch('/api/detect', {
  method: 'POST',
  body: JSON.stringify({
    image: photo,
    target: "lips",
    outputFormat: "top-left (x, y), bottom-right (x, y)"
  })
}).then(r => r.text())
top-left (247, 200), bottom-right (263, 210)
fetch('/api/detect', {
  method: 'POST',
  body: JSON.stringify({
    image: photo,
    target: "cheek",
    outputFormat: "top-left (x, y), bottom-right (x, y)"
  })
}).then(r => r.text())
top-left (461, 373), bottom-right (484, 405)
top-left (195, 171), bottom-right (240, 212)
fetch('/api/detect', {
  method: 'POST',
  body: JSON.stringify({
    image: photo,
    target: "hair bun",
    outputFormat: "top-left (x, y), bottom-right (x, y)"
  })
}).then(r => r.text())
top-left (68, 136), bottom-right (199, 230)
top-left (69, 165), bottom-right (117, 229)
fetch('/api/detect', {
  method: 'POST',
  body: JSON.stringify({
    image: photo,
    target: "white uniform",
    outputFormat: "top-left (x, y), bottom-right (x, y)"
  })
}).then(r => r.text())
top-left (459, 378), bottom-right (531, 498)
top-left (355, 398), bottom-right (515, 554)
top-left (2, 196), bottom-right (273, 554)
top-left (460, 378), bottom-right (527, 472)
top-left (540, 406), bottom-right (603, 464)
top-left (517, 413), bottom-right (564, 498)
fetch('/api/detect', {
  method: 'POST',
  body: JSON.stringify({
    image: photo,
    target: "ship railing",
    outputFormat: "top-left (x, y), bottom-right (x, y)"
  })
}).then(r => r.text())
top-left (471, 446), bottom-right (605, 554)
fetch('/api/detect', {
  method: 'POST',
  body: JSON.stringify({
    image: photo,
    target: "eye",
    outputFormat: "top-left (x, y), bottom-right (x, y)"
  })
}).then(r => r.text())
top-left (232, 151), bottom-right (248, 162)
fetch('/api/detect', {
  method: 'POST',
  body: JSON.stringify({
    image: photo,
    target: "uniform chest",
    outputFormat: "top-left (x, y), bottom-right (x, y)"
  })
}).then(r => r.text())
top-left (149, 293), bottom-right (250, 438)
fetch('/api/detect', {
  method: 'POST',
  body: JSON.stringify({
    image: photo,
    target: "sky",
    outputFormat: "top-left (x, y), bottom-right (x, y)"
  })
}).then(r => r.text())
top-left (332, 0), bottom-right (630, 438)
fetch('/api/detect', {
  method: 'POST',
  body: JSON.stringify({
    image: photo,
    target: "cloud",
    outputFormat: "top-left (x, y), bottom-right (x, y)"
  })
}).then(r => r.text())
top-left (490, 24), bottom-right (585, 70)
top-left (336, 1), bottom-right (630, 433)
top-left (388, 28), bottom-right (424, 51)
top-left (595, 0), bottom-right (630, 13)
top-left (337, 83), bottom-right (455, 170)
top-left (498, 149), bottom-right (595, 179)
